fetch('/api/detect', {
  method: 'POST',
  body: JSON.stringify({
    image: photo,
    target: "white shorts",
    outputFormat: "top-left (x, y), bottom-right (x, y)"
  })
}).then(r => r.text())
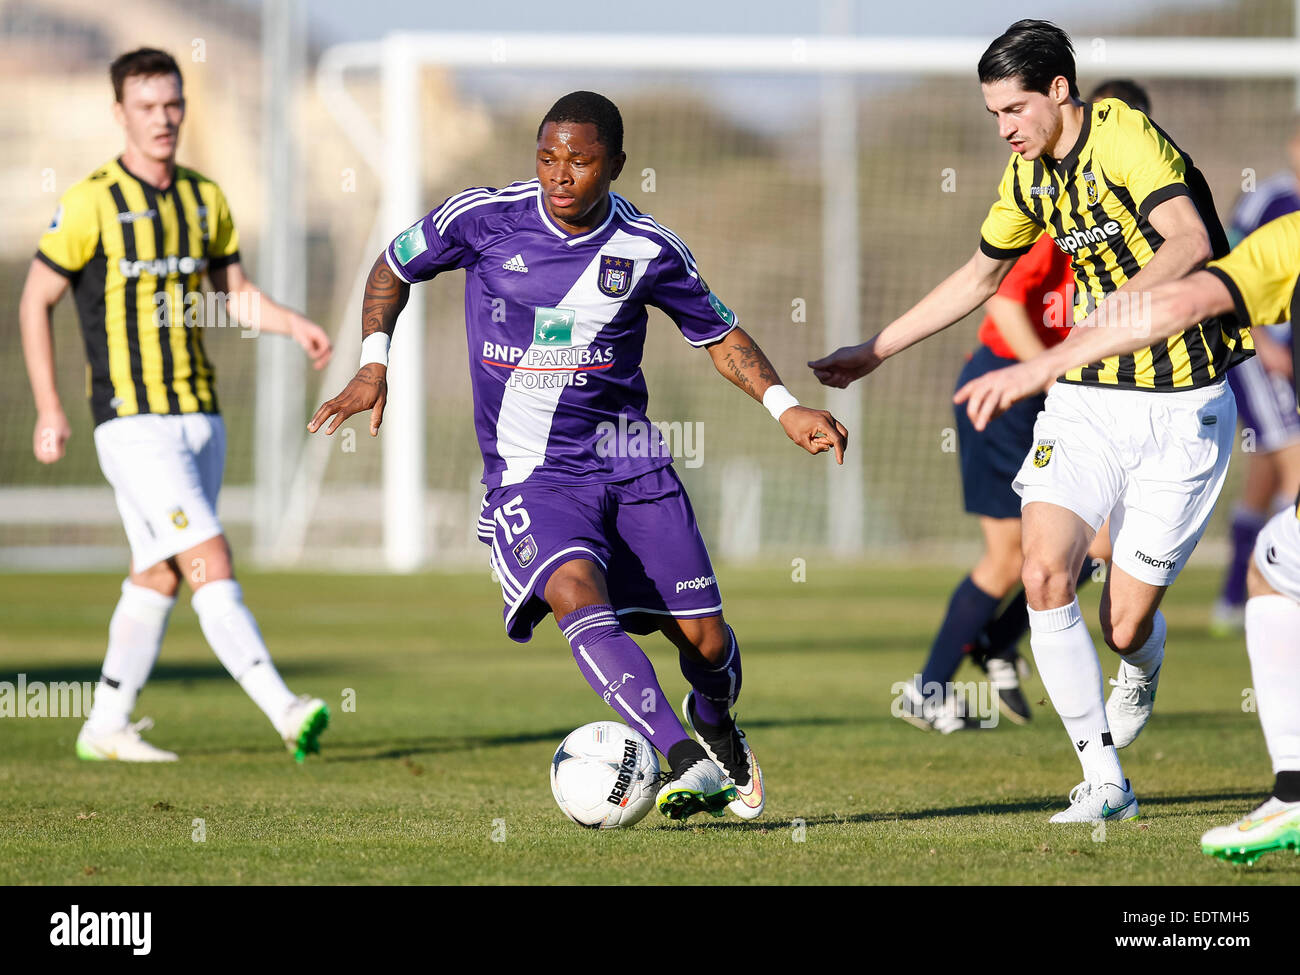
top-left (1254, 507), bottom-right (1300, 601)
top-left (1013, 381), bottom-right (1236, 587)
top-left (94, 413), bottom-right (226, 570)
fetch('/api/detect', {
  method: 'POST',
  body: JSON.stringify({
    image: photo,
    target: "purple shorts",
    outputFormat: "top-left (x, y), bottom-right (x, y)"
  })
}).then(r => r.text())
top-left (477, 465), bottom-right (723, 642)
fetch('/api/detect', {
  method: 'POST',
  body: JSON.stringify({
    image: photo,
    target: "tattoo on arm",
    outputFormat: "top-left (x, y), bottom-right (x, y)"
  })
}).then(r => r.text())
top-left (717, 329), bottom-right (780, 400)
top-left (361, 253), bottom-right (411, 339)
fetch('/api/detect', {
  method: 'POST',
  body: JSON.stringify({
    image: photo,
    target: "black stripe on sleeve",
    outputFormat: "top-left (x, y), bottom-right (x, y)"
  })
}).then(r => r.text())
top-left (1205, 266), bottom-right (1252, 333)
top-left (1138, 183), bottom-right (1191, 220)
top-left (108, 183), bottom-right (152, 417)
top-left (1291, 274), bottom-right (1300, 399)
top-left (141, 185), bottom-right (182, 414)
top-left (980, 238), bottom-right (1033, 260)
top-left (35, 250), bottom-right (77, 279)
top-left (207, 250), bottom-right (241, 270)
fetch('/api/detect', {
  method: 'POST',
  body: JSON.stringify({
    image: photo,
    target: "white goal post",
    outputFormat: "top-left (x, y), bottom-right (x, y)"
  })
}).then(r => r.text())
top-left (308, 30), bottom-right (1300, 572)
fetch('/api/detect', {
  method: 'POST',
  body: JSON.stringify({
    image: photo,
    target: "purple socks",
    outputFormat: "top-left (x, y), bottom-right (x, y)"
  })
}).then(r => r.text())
top-left (679, 625), bottom-right (742, 726)
top-left (559, 604), bottom-right (688, 752)
top-left (1223, 507), bottom-right (1268, 607)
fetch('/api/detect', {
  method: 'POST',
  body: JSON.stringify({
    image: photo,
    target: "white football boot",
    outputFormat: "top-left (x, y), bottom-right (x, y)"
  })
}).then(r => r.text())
top-left (277, 695), bottom-right (330, 763)
top-left (1201, 796), bottom-right (1300, 864)
top-left (76, 717), bottom-right (177, 762)
top-left (1106, 652), bottom-right (1163, 748)
top-left (897, 681), bottom-right (976, 734)
top-left (1049, 779), bottom-right (1139, 823)
top-left (681, 693), bottom-right (765, 819)
top-left (655, 754), bottom-right (736, 821)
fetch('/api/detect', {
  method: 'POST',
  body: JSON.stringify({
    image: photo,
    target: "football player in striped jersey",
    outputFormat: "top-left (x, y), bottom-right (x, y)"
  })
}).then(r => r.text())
top-left (20, 48), bottom-right (333, 762)
top-left (812, 21), bottom-right (1250, 822)
top-left (957, 213), bottom-right (1300, 861)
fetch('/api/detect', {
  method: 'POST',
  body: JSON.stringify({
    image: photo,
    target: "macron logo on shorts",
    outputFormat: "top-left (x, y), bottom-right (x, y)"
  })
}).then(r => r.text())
top-left (1134, 550), bottom-right (1177, 571)
top-left (675, 575), bottom-right (716, 594)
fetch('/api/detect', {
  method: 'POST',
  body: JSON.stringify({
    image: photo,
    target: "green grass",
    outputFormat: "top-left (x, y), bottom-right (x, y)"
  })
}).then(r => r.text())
top-left (1, 565), bottom-right (1295, 885)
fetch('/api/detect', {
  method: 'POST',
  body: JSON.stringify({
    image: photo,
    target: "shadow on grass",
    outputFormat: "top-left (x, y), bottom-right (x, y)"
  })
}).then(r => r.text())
top-left (4, 661), bottom-right (332, 685)
top-left (319, 714), bottom-right (861, 762)
top-left (675, 789), bottom-right (1269, 831)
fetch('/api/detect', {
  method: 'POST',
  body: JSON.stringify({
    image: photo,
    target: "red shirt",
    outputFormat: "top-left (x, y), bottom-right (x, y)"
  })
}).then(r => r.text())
top-left (977, 234), bottom-right (1076, 360)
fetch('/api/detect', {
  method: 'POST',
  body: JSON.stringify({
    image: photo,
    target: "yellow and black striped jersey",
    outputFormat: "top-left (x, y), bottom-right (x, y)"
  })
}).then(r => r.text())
top-left (36, 157), bottom-right (239, 425)
top-left (1203, 211), bottom-right (1300, 518)
top-left (980, 98), bottom-right (1253, 391)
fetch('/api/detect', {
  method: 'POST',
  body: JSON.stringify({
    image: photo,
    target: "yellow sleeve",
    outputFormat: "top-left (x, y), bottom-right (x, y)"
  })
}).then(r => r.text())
top-left (1205, 212), bottom-right (1300, 327)
top-left (978, 156), bottom-right (1041, 259)
top-left (35, 185), bottom-right (99, 277)
top-left (206, 182), bottom-right (240, 267)
top-left (1104, 101), bottom-right (1189, 220)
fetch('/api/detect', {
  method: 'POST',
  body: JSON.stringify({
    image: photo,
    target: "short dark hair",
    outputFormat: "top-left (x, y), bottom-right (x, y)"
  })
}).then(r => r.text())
top-left (537, 91), bottom-right (624, 157)
top-left (1088, 79), bottom-right (1151, 116)
top-left (978, 20), bottom-right (1079, 100)
top-left (110, 48), bottom-right (182, 103)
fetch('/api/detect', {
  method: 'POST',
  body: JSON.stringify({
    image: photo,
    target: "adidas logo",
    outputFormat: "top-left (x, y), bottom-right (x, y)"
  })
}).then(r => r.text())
top-left (503, 254), bottom-right (528, 273)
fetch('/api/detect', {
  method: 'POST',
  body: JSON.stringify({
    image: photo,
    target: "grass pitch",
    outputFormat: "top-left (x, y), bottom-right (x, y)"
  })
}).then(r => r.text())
top-left (1, 564), bottom-right (1294, 885)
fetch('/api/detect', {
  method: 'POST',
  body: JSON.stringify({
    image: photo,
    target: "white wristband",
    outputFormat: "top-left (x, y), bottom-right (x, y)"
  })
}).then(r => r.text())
top-left (359, 332), bottom-right (390, 368)
top-left (762, 384), bottom-right (799, 422)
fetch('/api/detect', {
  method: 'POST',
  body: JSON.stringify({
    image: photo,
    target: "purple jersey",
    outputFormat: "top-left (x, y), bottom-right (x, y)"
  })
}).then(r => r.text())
top-left (385, 180), bottom-right (737, 488)
top-left (1231, 170), bottom-right (1300, 241)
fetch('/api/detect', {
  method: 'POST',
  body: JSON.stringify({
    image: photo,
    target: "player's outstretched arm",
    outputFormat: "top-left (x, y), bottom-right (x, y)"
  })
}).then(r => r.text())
top-left (19, 258), bottom-right (72, 464)
top-left (808, 248), bottom-right (1014, 388)
top-left (208, 262), bottom-right (333, 369)
top-left (954, 269), bottom-right (1233, 431)
top-left (706, 326), bottom-right (848, 464)
top-left (308, 253), bottom-right (409, 437)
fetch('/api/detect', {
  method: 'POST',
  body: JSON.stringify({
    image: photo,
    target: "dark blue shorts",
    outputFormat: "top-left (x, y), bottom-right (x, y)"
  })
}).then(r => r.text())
top-left (953, 346), bottom-right (1046, 520)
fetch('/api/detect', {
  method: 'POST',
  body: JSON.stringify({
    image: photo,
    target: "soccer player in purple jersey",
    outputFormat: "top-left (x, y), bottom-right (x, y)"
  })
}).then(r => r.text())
top-left (309, 91), bottom-right (847, 822)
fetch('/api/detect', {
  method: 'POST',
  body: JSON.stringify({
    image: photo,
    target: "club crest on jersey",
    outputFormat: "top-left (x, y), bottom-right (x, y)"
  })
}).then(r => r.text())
top-left (48, 205), bottom-right (63, 231)
top-left (170, 507), bottom-right (189, 529)
top-left (1082, 170), bottom-right (1099, 206)
top-left (533, 306), bottom-right (575, 346)
top-left (1032, 440), bottom-right (1055, 468)
top-left (598, 256), bottom-right (633, 298)
top-left (512, 533), bottom-right (537, 567)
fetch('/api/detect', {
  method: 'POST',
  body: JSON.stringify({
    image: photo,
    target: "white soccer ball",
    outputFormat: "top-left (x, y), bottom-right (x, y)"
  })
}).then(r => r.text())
top-left (550, 721), bottom-right (660, 829)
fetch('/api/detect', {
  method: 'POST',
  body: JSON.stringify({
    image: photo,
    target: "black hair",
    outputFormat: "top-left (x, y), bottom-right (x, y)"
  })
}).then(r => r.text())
top-left (537, 91), bottom-right (624, 156)
top-left (978, 20), bottom-right (1079, 100)
top-left (110, 48), bottom-right (182, 102)
top-left (1087, 79), bottom-right (1151, 116)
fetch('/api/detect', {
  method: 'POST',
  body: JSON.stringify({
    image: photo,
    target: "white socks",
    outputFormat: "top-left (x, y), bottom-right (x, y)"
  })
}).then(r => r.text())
top-left (1119, 610), bottom-right (1165, 678)
top-left (1028, 598), bottom-right (1126, 786)
top-left (1245, 595), bottom-right (1300, 773)
top-left (85, 580), bottom-right (176, 734)
top-left (191, 579), bottom-right (296, 725)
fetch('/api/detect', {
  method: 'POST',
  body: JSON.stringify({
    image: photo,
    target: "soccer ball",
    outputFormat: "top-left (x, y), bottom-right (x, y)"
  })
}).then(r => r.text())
top-left (550, 721), bottom-right (660, 829)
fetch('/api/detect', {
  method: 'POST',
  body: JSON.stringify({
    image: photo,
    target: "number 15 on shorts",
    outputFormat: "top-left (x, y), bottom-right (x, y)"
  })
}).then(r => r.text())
top-left (494, 496), bottom-right (532, 544)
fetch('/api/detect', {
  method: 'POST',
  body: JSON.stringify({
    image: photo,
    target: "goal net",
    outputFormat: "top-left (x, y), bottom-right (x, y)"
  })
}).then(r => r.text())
top-left (3, 27), bottom-right (1298, 572)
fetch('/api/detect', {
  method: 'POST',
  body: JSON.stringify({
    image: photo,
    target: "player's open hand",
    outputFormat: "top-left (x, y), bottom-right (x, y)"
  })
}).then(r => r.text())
top-left (953, 360), bottom-right (1049, 432)
top-left (290, 316), bottom-right (333, 370)
top-left (32, 408), bottom-right (70, 464)
top-left (807, 341), bottom-right (882, 388)
top-left (308, 364), bottom-right (387, 437)
top-left (780, 406), bottom-right (848, 464)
